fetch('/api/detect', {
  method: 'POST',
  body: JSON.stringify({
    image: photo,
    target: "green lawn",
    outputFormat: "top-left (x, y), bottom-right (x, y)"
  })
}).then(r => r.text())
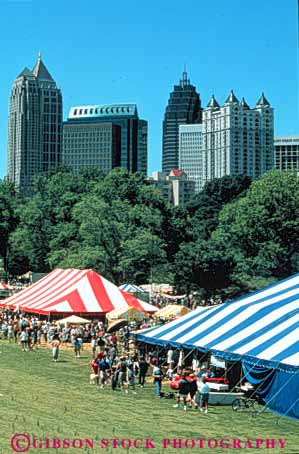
top-left (0, 341), bottom-right (298, 454)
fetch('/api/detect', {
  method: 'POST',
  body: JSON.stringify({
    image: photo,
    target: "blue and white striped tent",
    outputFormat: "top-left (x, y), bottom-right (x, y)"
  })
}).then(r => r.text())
top-left (137, 274), bottom-right (299, 419)
top-left (119, 283), bottom-right (146, 294)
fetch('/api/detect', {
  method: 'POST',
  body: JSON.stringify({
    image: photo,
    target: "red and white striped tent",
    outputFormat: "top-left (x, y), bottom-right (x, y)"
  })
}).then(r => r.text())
top-left (0, 269), bottom-right (158, 315)
top-left (0, 282), bottom-right (8, 289)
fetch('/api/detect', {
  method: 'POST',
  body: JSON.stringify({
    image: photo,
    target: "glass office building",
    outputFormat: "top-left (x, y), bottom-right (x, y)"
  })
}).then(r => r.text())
top-left (275, 137), bottom-right (299, 173)
top-left (179, 124), bottom-right (203, 192)
top-left (63, 104), bottom-right (147, 174)
top-left (63, 122), bottom-right (121, 174)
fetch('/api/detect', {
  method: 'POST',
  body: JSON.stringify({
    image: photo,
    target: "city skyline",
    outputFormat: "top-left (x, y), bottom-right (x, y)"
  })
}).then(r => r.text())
top-left (0, 0), bottom-right (298, 179)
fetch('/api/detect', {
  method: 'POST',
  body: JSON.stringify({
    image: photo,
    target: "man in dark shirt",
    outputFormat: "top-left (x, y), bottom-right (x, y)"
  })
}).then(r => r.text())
top-left (138, 357), bottom-right (149, 387)
top-left (97, 355), bottom-right (110, 388)
top-left (117, 357), bottom-right (128, 391)
top-left (173, 373), bottom-right (190, 411)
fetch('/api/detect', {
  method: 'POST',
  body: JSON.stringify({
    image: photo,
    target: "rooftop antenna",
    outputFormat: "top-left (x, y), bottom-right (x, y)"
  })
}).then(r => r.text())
top-left (181, 64), bottom-right (189, 86)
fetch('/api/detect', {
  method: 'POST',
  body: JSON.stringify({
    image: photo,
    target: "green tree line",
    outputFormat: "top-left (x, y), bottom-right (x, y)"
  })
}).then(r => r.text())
top-left (1, 168), bottom-right (298, 301)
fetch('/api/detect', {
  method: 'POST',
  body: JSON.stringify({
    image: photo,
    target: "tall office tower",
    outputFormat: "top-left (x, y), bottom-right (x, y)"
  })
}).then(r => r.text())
top-left (162, 69), bottom-right (202, 174)
top-left (179, 124), bottom-right (203, 192)
top-left (63, 122), bottom-right (121, 174)
top-left (7, 54), bottom-right (62, 193)
top-left (274, 136), bottom-right (299, 172)
top-left (63, 104), bottom-right (147, 174)
top-left (202, 91), bottom-right (274, 186)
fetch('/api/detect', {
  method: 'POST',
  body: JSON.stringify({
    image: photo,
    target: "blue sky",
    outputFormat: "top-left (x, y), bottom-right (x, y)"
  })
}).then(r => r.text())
top-left (0, 0), bottom-right (298, 178)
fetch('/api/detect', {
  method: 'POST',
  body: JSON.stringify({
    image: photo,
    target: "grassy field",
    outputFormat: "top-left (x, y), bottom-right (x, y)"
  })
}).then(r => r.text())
top-left (0, 341), bottom-right (298, 454)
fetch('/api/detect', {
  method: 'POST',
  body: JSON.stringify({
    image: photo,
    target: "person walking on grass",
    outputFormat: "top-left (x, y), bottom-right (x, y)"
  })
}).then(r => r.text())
top-left (173, 372), bottom-right (189, 411)
top-left (73, 336), bottom-right (81, 359)
top-left (198, 377), bottom-right (210, 414)
top-left (98, 355), bottom-right (110, 389)
top-left (20, 330), bottom-right (29, 352)
top-left (138, 356), bottom-right (149, 387)
top-left (8, 323), bottom-right (14, 343)
top-left (125, 363), bottom-right (137, 394)
top-left (118, 357), bottom-right (129, 391)
top-left (91, 335), bottom-right (97, 359)
top-left (152, 364), bottom-right (163, 398)
top-left (51, 337), bottom-right (61, 362)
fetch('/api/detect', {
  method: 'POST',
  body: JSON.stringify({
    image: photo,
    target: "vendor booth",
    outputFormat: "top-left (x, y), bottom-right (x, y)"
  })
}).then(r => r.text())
top-left (153, 304), bottom-right (190, 320)
top-left (107, 306), bottom-right (145, 322)
top-left (136, 274), bottom-right (299, 419)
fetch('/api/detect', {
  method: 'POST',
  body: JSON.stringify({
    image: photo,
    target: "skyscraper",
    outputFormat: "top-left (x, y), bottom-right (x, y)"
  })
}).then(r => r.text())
top-left (202, 91), bottom-right (274, 186)
top-left (179, 124), bottom-right (203, 192)
top-left (162, 69), bottom-right (202, 174)
top-left (63, 104), bottom-right (147, 174)
top-left (7, 54), bottom-right (62, 193)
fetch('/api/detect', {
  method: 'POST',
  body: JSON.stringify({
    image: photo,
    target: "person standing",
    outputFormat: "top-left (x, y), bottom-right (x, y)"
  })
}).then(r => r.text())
top-left (51, 338), bottom-right (61, 362)
top-left (98, 355), bottom-right (110, 389)
top-left (173, 373), bottom-right (189, 411)
top-left (188, 374), bottom-right (198, 408)
top-left (126, 364), bottom-right (137, 394)
top-left (177, 349), bottom-right (184, 373)
top-left (117, 357), bottom-right (128, 391)
top-left (20, 330), bottom-right (28, 351)
top-left (73, 336), bottom-right (81, 359)
top-left (198, 377), bottom-right (210, 414)
top-left (91, 336), bottom-right (97, 359)
top-left (138, 357), bottom-right (149, 387)
top-left (7, 323), bottom-right (14, 343)
top-left (152, 364), bottom-right (163, 398)
top-left (167, 347), bottom-right (174, 366)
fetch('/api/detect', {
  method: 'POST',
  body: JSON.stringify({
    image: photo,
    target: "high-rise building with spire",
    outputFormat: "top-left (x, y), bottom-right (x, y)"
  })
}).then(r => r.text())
top-left (7, 54), bottom-right (62, 193)
top-left (201, 90), bottom-right (274, 186)
top-left (162, 69), bottom-right (202, 174)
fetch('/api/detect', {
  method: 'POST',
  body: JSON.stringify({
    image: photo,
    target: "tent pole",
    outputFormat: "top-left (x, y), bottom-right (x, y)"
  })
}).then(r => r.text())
top-left (167, 347), bottom-right (195, 373)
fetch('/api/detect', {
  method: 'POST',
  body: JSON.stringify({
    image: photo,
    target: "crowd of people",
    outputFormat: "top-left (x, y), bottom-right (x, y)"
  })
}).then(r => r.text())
top-left (0, 307), bottom-right (211, 413)
top-left (86, 342), bottom-right (211, 413)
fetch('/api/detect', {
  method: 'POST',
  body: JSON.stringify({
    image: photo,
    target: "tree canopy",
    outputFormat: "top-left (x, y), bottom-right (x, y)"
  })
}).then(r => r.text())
top-left (2, 169), bottom-right (299, 301)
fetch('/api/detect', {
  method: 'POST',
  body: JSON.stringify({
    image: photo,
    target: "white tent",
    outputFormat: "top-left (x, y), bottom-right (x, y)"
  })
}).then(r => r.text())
top-left (57, 315), bottom-right (90, 325)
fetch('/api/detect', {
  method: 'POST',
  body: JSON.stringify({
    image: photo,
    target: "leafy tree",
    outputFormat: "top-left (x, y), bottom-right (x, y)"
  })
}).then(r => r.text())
top-left (187, 175), bottom-right (252, 240)
top-left (174, 175), bottom-right (252, 294)
top-left (46, 169), bottom-right (173, 284)
top-left (0, 180), bottom-right (19, 277)
top-left (209, 171), bottom-right (299, 296)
